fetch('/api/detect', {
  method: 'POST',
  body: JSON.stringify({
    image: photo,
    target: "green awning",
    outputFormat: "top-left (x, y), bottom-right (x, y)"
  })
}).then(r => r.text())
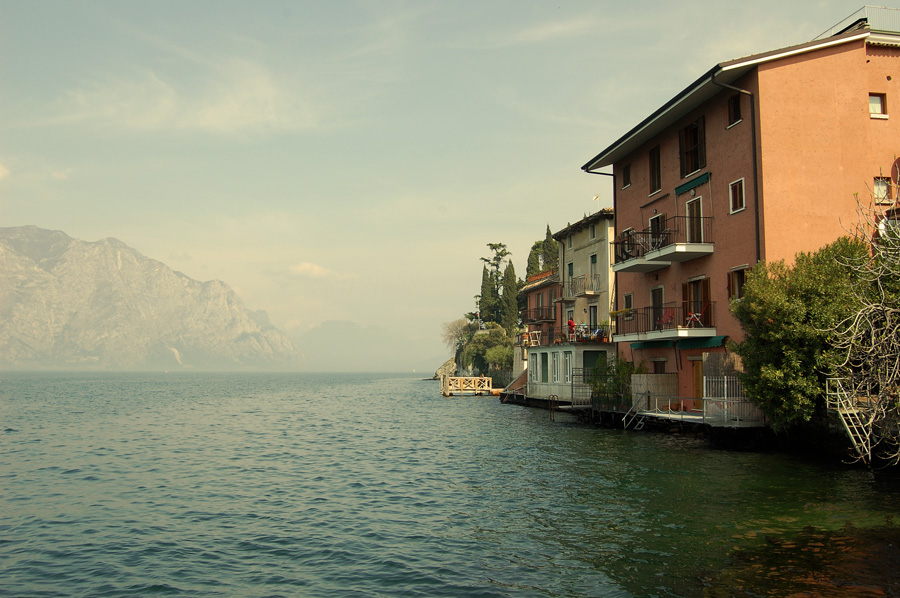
top-left (630, 340), bottom-right (675, 349)
top-left (675, 172), bottom-right (710, 196)
top-left (678, 336), bottom-right (727, 349)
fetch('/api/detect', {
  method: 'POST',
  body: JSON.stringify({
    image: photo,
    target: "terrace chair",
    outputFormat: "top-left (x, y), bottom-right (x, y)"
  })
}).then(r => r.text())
top-left (655, 307), bottom-right (675, 330)
top-left (685, 303), bottom-right (709, 328)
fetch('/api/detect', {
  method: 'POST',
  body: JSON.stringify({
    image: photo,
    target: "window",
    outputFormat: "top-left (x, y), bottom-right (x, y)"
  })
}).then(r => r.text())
top-left (623, 293), bottom-right (634, 320)
top-left (622, 163), bottom-right (632, 188)
top-left (540, 353), bottom-right (549, 383)
top-left (728, 267), bottom-right (748, 300)
top-left (649, 213), bottom-right (667, 248)
top-left (530, 354), bottom-right (538, 382)
top-left (729, 178), bottom-right (746, 213)
top-left (652, 360), bottom-right (667, 374)
top-left (875, 176), bottom-right (893, 204)
top-left (567, 262), bottom-right (573, 277)
top-left (870, 93), bottom-right (888, 118)
top-left (679, 117), bottom-right (706, 177)
top-left (686, 198), bottom-right (703, 243)
top-left (552, 352), bottom-right (560, 383)
top-left (589, 224), bottom-right (596, 240)
top-left (564, 352), bottom-right (573, 384)
top-left (649, 146), bottom-right (661, 194)
top-left (590, 253), bottom-right (597, 276)
top-left (682, 278), bottom-right (711, 327)
top-left (877, 209), bottom-right (900, 241)
top-left (567, 235), bottom-right (572, 249)
top-left (727, 94), bottom-right (742, 126)
top-left (651, 287), bottom-right (665, 328)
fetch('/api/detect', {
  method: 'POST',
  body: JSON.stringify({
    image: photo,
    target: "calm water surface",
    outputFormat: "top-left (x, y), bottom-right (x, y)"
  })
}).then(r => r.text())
top-left (1, 372), bottom-right (898, 597)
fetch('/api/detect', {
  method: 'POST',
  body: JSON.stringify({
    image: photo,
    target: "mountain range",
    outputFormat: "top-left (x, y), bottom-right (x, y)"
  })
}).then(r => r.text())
top-left (0, 226), bottom-right (298, 370)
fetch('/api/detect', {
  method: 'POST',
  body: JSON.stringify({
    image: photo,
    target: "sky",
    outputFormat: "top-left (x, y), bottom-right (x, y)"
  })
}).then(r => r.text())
top-left (0, 0), bottom-right (871, 371)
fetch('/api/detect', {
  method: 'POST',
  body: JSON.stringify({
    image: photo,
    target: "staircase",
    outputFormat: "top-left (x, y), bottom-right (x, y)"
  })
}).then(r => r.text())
top-left (826, 378), bottom-right (872, 463)
top-left (622, 392), bottom-right (648, 430)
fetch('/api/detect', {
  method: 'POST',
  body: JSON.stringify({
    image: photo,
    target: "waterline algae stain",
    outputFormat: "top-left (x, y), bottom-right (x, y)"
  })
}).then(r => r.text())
top-left (1, 372), bottom-right (898, 597)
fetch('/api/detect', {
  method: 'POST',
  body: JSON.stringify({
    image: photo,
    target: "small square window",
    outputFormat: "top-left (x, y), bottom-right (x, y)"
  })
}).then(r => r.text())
top-left (870, 93), bottom-right (888, 118)
top-left (727, 94), bottom-right (742, 126)
top-left (875, 176), bottom-right (893, 204)
top-left (729, 178), bottom-right (745, 213)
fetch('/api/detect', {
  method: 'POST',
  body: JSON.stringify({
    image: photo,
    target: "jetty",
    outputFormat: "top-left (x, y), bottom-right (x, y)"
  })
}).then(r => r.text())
top-left (441, 375), bottom-right (498, 397)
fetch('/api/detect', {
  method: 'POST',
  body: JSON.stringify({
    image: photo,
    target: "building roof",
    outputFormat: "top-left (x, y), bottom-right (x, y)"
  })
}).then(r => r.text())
top-left (580, 11), bottom-right (898, 172)
top-left (520, 268), bottom-right (558, 293)
top-left (552, 207), bottom-right (614, 241)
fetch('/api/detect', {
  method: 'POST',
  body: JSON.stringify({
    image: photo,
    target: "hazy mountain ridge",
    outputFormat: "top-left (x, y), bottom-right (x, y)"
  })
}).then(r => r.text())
top-left (0, 226), bottom-right (297, 370)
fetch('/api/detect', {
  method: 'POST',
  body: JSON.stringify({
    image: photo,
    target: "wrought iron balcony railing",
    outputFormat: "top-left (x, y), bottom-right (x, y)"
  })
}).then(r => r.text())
top-left (613, 302), bottom-right (715, 337)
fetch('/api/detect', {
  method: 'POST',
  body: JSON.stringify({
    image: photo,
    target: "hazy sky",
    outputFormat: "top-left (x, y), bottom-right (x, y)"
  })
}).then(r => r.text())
top-left (0, 0), bottom-right (867, 370)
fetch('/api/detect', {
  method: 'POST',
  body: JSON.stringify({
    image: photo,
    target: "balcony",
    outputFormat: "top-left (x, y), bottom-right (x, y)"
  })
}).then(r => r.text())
top-left (563, 274), bottom-right (606, 299)
top-left (612, 302), bottom-right (717, 342)
top-left (611, 216), bottom-right (713, 273)
top-left (522, 323), bottom-right (614, 347)
top-left (644, 215), bottom-right (714, 263)
top-left (611, 230), bottom-right (671, 273)
top-left (521, 306), bottom-right (556, 324)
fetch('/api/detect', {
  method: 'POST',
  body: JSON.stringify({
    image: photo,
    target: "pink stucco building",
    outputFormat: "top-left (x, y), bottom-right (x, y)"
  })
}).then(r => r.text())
top-left (581, 7), bottom-right (900, 403)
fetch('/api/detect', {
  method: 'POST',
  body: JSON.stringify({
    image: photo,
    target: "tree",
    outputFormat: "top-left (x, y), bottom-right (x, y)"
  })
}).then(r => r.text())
top-left (442, 318), bottom-right (474, 355)
top-left (829, 202), bottom-right (900, 463)
top-left (478, 265), bottom-right (497, 324)
top-left (731, 237), bottom-right (867, 430)
top-left (459, 323), bottom-right (513, 374)
top-left (500, 262), bottom-right (519, 336)
top-left (542, 225), bottom-right (559, 271)
top-left (479, 243), bottom-right (510, 323)
top-left (526, 241), bottom-right (543, 279)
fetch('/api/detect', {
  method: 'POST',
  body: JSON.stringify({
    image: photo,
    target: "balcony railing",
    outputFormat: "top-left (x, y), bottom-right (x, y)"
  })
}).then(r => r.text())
top-left (613, 302), bottom-right (716, 339)
top-left (561, 274), bottom-right (606, 299)
top-left (521, 306), bottom-right (556, 323)
top-left (611, 216), bottom-right (713, 272)
top-left (522, 323), bottom-right (614, 347)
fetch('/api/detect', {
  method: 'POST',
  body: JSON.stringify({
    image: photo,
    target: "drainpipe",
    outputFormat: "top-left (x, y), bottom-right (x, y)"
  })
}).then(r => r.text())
top-left (711, 71), bottom-right (762, 263)
top-left (584, 169), bottom-right (618, 324)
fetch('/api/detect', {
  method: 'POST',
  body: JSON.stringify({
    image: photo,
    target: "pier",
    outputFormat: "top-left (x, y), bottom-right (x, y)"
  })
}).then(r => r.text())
top-left (441, 376), bottom-right (497, 397)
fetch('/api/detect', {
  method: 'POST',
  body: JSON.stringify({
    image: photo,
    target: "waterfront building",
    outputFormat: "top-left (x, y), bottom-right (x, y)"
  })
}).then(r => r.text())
top-left (581, 6), bottom-right (900, 405)
top-left (517, 209), bottom-right (615, 405)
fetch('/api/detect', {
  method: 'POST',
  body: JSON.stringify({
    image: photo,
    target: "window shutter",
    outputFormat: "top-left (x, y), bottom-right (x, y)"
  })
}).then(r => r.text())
top-left (698, 117), bottom-right (706, 170)
top-left (678, 128), bottom-right (687, 178)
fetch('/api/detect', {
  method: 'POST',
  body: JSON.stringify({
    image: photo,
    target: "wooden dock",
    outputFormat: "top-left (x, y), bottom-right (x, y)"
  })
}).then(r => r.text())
top-left (440, 375), bottom-right (498, 397)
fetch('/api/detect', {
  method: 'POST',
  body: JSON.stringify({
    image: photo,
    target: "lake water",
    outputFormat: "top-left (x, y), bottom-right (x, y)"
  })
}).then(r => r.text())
top-left (1, 372), bottom-right (898, 597)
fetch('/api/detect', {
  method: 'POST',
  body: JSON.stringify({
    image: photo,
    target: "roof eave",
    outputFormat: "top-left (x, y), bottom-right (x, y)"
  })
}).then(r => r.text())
top-left (581, 29), bottom-right (872, 172)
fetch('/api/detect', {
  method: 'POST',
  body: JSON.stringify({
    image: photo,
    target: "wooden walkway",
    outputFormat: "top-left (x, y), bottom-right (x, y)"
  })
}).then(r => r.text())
top-left (441, 376), bottom-right (497, 397)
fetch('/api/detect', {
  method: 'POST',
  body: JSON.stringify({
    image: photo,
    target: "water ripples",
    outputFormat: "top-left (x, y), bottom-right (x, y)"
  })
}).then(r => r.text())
top-left (1, 372), bottom-right (898, 597)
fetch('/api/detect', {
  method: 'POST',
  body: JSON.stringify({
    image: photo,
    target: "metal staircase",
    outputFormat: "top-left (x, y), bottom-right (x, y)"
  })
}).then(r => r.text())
top-left (622, 392), bottom-right (648, 430)
top-left (826, 378), bottom-right (873, 463)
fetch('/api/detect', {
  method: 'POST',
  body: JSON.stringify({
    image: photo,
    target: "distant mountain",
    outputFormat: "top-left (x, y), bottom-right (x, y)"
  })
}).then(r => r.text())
top-left (0, 226), bottom-right (298, 370)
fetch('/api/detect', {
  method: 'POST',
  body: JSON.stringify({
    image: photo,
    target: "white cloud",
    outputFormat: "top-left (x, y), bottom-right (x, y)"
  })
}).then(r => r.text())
top-left (289, 262), bottom-right (337, 278)
top-left (48, 58), bottom-right (319, 135)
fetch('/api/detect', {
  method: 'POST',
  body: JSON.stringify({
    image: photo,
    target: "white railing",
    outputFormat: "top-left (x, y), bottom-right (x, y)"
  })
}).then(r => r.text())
top-left (702, 376), bottom-right (767, 427)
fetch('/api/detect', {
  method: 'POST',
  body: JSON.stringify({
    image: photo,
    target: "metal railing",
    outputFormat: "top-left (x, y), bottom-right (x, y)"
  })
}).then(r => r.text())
top-left (611, 216), bottom-right (713, 264)
top-left (521, 306), bottom-right (556, 323)
top-left (702, 376), bottom-right (766, 426)
top-left (564, 274), bottom-right (606, 298)
top-left (613, 302), bottom-right (715, 336)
